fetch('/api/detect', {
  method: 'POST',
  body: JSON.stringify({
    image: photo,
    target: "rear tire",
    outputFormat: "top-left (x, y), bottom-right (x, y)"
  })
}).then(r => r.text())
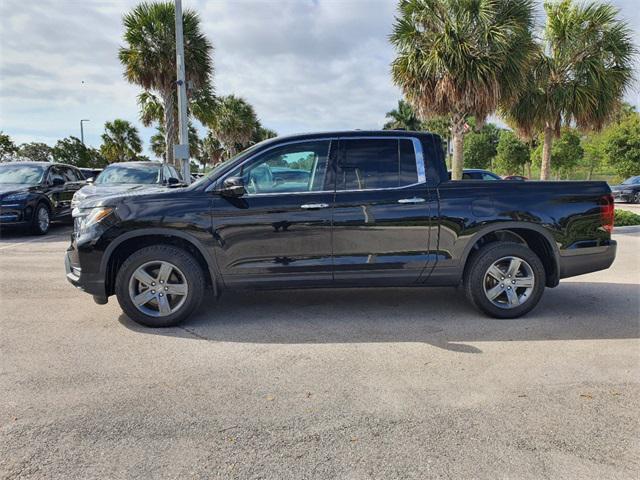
top-left (30, 203), bottom-right (50, 235)
top-left (115, 245), bottom-right (205, 327)
top-left (464, 242), bottom-right (546, 319)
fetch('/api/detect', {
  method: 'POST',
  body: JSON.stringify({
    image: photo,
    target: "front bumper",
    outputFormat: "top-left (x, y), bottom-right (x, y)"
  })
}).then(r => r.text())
top-left (0, 204), bottom-right (30, 225)
top-left (65, 247), bottom-right (107, 299)
top-left (559, 240), bottom-right (617, 279)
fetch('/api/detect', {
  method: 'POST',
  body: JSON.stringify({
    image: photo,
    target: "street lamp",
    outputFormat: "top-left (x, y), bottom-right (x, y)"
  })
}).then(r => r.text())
top-left (80, 119), bottom-right (90, 145)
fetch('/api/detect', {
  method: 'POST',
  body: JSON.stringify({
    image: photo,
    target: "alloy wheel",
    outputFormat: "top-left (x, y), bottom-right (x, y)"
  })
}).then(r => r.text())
top-left (482, 256), bottom-right (535, 309)
top-left (128, 260), bottom-right (189, 317)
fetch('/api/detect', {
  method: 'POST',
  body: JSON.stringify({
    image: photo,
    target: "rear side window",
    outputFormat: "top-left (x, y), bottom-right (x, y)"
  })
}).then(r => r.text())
top-left (336, 139), bottom-right (419, 191)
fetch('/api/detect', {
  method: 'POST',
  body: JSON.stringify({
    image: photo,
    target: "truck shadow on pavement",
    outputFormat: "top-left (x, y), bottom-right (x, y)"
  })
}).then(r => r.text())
top-left (119, 281), bottom-right (640, 353)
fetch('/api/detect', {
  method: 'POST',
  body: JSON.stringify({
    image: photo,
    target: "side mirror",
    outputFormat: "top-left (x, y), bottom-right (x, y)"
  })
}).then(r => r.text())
top-left (166, 177), bottom-right (180, 185)
top-left (86, 177), bottom-right (94, 183)
top-left (220, 177), bottom-right (245, 197)
top-left (52, 178), bottom-right (65, 186)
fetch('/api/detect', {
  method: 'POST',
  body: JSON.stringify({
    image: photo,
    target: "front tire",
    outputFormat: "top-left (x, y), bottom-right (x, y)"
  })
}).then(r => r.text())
top-left (115, 245), bottom-right (205, 327)
top-left (30, 203), bottom-right (50, 235)
top-left (464, 242), bottom-right (546, 319)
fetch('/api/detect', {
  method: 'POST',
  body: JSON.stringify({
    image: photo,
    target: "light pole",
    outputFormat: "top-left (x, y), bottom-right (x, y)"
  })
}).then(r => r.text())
top-left (174, 0), bottom-right (191, 183)
top-left (80, 119), bottom-right (90, 145)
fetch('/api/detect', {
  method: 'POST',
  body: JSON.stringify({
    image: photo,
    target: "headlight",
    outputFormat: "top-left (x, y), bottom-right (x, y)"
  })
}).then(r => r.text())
top-left (3, 192), bottom-right (30, 202)
top-left (72, 207), bottom-right (113, 234)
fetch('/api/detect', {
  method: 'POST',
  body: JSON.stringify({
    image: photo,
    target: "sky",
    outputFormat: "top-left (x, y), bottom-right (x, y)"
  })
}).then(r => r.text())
top-left (0, 0), bottom-right (639, 158)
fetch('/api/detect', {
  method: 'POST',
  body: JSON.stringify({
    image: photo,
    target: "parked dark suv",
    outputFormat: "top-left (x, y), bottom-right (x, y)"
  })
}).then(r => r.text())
top-left (65, 131), bottom-right (616, 327)
top-left (0, 162), bottom-right (85, 234)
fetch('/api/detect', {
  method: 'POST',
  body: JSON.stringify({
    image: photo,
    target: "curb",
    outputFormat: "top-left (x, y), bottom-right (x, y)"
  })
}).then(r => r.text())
top-left (613, 225), bottom-right (640, 234)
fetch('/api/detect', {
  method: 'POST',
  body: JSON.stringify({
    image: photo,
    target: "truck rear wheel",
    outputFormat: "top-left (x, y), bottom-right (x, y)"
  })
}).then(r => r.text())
top-left (464, 242), bottom-right (546, 319)
top-left (115, 245), bottom-right (205, 327)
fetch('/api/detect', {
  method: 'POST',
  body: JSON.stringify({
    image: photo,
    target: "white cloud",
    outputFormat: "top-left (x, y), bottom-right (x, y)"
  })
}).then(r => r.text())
top-left (0, 0), bottom-right (638, 156)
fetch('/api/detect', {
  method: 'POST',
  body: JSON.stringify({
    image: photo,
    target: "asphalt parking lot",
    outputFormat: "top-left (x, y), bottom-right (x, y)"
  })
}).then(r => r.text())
top-left (1, 223), bottom-right (639, 479)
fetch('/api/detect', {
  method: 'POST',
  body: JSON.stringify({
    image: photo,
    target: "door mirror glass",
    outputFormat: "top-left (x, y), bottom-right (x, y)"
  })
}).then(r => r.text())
top-left (52, 177), bottom-right (65, 186)
top-left (166, 177), bottom-right (180, 185)
top-left (220, 177), bottom-right (245, 197)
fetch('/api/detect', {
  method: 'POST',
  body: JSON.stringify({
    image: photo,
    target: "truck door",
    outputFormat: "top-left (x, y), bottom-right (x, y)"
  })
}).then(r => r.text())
top-left (331, 137), bottom-right (433, 285)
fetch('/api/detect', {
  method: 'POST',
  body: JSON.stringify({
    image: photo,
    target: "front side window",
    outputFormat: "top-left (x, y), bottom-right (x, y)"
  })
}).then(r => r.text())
top-left (237, 141), bottom-right (331, 194)
top-left (336, 139), bottom-right (419, 191)
top-left (0, 164), bottom-right (45, 184)
top-left (48, 167), bottom-right (65, 184)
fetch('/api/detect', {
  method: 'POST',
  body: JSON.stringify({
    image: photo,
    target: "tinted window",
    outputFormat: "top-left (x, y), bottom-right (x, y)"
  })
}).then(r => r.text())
top-left (482, 172), bottom-right (500, 180)
top-left (61, 167), bottom-right (80, 182)
top-left (96, 164), bottom-right (161, 184)
top-left (336, 139), bottom-right (418, 190)
top-left (238, 141), bottom-right (330, 194)
top-left (49, 166), bottom-right (65, 184)
top-left (168, 165), bottom-right (181, 181)
top-left (0, 164), bottom-right (45, 184)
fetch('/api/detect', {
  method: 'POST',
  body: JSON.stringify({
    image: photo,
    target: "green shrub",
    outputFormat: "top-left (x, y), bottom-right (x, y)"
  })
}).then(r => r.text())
top-left (614, 209), bottom-right (640, 226)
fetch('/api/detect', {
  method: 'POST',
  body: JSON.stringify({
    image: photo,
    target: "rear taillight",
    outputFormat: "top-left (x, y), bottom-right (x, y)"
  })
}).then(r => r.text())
top-left (600, 194), bottom-right (614, 234)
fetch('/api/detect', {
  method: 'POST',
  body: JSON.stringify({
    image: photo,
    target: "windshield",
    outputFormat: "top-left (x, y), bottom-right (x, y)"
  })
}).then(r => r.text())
top-left (95, 164), bottom-right (161, 185)
top-left (0, 164), bottom-right (45, 185)
top-left (622, 176), bottom-right (640, 185)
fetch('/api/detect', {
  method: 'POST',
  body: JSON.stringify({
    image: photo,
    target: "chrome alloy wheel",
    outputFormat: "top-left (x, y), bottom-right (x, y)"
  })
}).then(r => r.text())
top-left (483, 256), bottom-right (535, 309)
top-left (38, 206), bottom-right (49, 232)
top-left (128, 261), bottom-right (189, 317)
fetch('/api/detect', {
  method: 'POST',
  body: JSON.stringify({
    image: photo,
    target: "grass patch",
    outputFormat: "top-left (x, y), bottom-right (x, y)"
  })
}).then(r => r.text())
top-left (615, 209), bottom-right (640, 226)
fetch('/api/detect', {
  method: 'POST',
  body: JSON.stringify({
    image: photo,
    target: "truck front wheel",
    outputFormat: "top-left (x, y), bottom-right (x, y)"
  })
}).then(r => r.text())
top-left (464, 242), bottom-right (546, 319)
top-left (115, 245), bottom-right (205, 327)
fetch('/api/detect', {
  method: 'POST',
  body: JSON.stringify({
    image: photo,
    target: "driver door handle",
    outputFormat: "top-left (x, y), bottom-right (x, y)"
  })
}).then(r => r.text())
top-left (300, 203), bottom-right (329, 210)
top-left (397, 197), bottom-right (426, 204)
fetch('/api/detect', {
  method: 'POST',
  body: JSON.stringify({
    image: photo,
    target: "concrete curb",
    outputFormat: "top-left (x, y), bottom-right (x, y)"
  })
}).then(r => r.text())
top-left (613, 225), bottom-right (640, 234)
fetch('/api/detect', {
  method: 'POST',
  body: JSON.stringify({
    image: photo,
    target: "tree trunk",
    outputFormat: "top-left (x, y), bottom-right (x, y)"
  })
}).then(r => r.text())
top-left (451, 118), bottom-right (465, 180)
top-left (526, 162), bottom-right (532, 179)
top-left (540, 125), bottom-right (553, 180)
top-left (161, 90), bottom-right (176, 166)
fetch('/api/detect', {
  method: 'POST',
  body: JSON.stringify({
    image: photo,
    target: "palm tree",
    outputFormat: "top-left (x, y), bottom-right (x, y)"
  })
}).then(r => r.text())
top-left (390, 0), bottom-right (535, 179)
top-left (119, 1), bottom-right (213, 166)
top-left (200, 132), bottom-right (225, 167)
top-left (503, 0), bottom-right (635, 180)
top-left (208, 95), bottom-right (259, 157)
top-left (100, 119), bottom-right (143, 163)
top-left (150, 123), bottom-right (201, 161)
top-left (383, 100), bottom-right (422, 131)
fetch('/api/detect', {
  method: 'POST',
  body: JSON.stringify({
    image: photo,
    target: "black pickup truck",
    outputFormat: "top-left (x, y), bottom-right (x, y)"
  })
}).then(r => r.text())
top-left (65, 131), bottom-right (616, 327)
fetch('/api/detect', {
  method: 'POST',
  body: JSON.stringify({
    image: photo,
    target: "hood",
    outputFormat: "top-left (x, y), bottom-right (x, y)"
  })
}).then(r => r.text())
top-left (76, 184), bottom-right (177, 209)
top-left (0, 184), bottom-right (37, 197)
top-left (610, 184), bottom-right (637, 191)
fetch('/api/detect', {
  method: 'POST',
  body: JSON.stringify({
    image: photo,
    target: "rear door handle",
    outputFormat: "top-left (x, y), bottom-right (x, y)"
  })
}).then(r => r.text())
top-left (397, 197), bottom-right (426, 204)
top-left (300, 203), bottom-right (329, 209)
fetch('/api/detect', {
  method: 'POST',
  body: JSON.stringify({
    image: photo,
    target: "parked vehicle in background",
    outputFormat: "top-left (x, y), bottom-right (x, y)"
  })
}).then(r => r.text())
top-left (0, 162), bottom-right (85, 234)
top-left (610, 176), bottom-right (640, 203)
top-left (71, 161), bottom-right (182, 209)
top-left (65, 131), bottom-right (616, 327)
top-left (79, 168), bottom-right (103, 181)
top-left (503, 175), bottom-right (528, 181)
top-left (448, 169), bottom-right (502, 180)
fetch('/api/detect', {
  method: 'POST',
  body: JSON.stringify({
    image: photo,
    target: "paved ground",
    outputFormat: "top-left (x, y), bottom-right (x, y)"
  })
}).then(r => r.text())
top-left (1, 224), bottom-right (639, 479)
top-left (616, 202), bottom-right (640, 215)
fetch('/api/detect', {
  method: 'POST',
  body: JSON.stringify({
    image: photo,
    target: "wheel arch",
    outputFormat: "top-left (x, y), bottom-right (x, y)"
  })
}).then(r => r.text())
top-left (101, 229), bottom-right (220, 297)
top-left (461, 223), bottom-right (560, 288)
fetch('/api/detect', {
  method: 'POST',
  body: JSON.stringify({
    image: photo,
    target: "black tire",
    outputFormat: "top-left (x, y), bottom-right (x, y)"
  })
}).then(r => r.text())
top-left (464, 242), bottom-right (546, 319)
top-left (115, 245), bottom-right (205, 327)
top-left (30, 203), bottom-right (50, 235)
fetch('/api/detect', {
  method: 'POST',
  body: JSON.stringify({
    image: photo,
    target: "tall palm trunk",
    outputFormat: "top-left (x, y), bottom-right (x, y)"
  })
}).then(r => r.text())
top-left (450, 116), bottom-right (465, 180)
top-left (161, 89), bottom-right (176, 166)
top-left (540, 124), bottom-right (553, 180)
